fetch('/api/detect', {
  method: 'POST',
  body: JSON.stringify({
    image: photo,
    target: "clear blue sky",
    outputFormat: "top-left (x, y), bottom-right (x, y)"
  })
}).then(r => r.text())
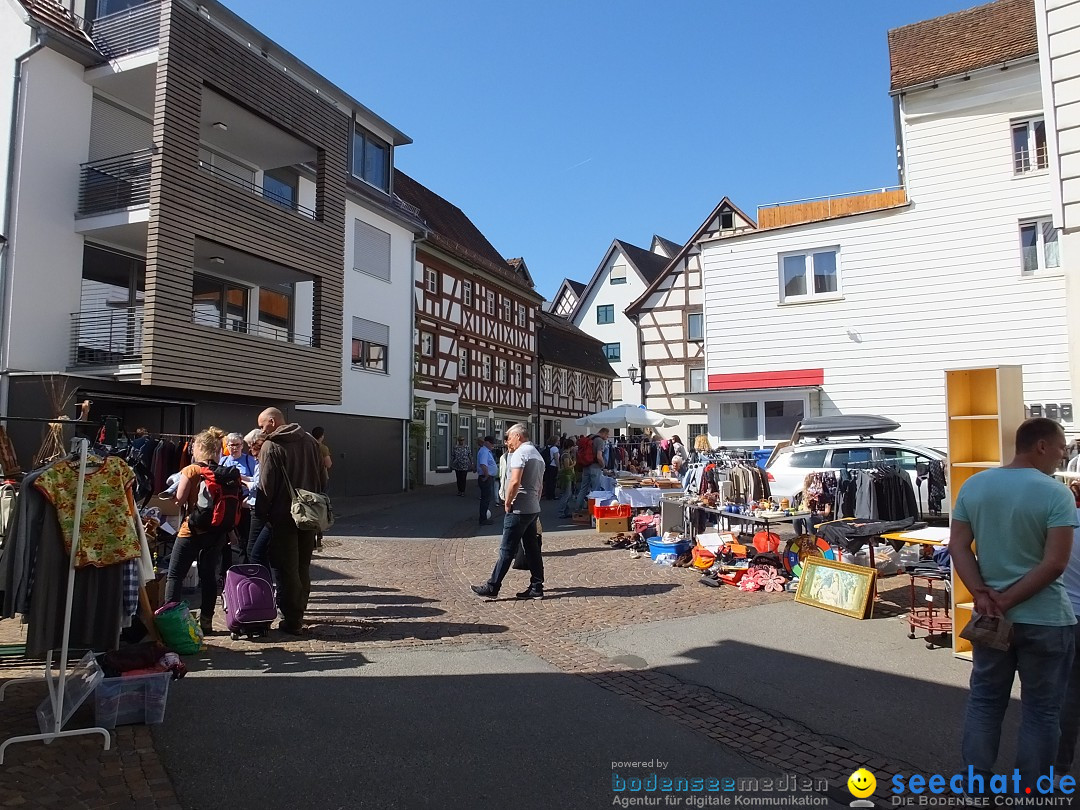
top-left (222, 0), bottom-right (975, 299)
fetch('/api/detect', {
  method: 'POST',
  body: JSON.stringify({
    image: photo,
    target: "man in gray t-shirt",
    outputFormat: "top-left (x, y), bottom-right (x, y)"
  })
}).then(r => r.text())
top-left (472, 423), bottom-right (546, 600)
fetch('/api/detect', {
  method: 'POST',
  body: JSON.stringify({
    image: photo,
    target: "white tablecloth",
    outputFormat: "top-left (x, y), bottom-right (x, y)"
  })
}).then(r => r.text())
top-left (599, 475), bottom-right (616, 492)
top-left (615, 486), bottom-right (666, 508)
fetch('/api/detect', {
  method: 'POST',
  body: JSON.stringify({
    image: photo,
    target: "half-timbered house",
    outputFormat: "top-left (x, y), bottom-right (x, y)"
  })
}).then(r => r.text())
top-left (549, 278), bottom-right (586, 318)
top-left (394, 172), bottom-right (543, 484)
top-left (536, 311), bottom-right (616, 441)
top-left (625, 200), bottom-right (756, 444)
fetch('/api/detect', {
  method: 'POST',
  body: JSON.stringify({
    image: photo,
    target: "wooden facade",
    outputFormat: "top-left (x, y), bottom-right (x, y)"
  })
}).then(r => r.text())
top-left (144, 0), bottom-right (348, 403)
top-left (757, 188), bottom-right (907, 230)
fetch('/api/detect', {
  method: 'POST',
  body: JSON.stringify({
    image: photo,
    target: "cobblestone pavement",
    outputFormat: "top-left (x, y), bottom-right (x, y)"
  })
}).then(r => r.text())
top-left (0, 492), bottom-right (932, 809)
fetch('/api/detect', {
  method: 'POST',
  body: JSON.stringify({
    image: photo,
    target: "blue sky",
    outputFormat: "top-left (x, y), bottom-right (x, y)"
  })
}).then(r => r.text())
top-left (222, 0), bottom-right (975, 299)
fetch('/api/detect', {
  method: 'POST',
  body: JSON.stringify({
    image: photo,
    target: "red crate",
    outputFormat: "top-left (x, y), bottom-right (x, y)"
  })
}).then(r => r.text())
top-left (593, 504), bottom-right (632, 519)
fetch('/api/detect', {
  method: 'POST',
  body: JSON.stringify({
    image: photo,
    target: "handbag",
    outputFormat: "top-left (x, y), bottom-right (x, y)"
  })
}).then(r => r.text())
top-left (282, 468), bottom-right (334, 533)
top-left (153, 601), bottom-right (203, 655)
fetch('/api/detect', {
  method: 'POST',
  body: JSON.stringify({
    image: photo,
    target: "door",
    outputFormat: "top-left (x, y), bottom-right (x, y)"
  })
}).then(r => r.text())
top-left (433, 411), bottom-right (450, 470)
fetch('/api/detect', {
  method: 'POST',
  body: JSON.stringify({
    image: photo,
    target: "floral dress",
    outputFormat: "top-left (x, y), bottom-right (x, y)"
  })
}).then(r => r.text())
top-left (35, 456), bottom-right (140, 568)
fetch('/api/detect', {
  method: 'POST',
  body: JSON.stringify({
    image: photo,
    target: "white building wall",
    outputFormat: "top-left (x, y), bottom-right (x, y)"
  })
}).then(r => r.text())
top-left (0, 7), bottom-right (33, 231)
top-left (4, 47), bottom-right (92, 372)
top-left (299, 199), bottom-right (414, 421)
top-left (571, 247), bottom-right (647, 406)
top-left (699, 64), bottom-right (1071, 450)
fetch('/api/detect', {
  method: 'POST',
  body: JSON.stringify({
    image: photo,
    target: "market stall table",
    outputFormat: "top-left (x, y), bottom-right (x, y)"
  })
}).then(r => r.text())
top-left (614, 486), bottom-right (668, 509)
top-left (880, 527), bottom-right (951, 647)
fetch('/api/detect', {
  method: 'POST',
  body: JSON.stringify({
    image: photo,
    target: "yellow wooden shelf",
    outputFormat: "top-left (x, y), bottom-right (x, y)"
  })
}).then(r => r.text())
top-left (956, 602), bottom-right (974, 610)
top-left (949, 415), bottom-right (1000, 421)
top-left (955, 650), bottom-right (973, 661)
top-left (951, 461), bottom-right (1001, 468)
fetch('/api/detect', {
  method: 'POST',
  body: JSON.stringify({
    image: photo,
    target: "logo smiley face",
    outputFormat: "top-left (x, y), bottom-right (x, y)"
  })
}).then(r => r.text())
top-left (848, 768), bottom-right (876, 799)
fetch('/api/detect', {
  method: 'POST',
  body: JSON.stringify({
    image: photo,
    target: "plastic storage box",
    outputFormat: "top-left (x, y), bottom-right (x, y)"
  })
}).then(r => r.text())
top-left (594, 504), bottom-right (632, 519)
top-left (94, 671), bottom-right (172, 728)
top-left (646, 537), bottom-right (691, 561)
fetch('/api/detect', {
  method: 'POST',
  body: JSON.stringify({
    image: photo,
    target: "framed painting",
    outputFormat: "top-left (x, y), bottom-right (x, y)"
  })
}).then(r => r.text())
top-left (795, 557), bottom-right (876, 619)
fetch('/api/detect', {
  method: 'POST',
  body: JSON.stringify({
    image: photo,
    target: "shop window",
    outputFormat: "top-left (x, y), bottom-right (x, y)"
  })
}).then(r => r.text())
top-left (687, 312), bottom-right (703, 342)
top-left (719, 402), bottom-right (758, 443)
top-left (597, 304), bottom-right (615, 324)
top-left (420, 332), bottom-right (434, 357)
top-left (602, 342), bottom-right (620, 361)
top-left (1012, 118), bottom-right (1047, 175)
top-left (788, 448), bottom-right (829, 468)
top-left (352, 124), bottom-right (390, 192)
top-left (764, 400), bottom-right (804, 440)
top-left (779, 248), bottom-right (840, 302)
top-left (1020, 218), bottom-right (1060, 274)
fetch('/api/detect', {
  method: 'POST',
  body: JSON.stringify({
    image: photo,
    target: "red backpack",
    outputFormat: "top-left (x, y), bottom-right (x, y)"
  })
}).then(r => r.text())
top-left (188, 463), bottom-right (242, 533)
top-left (576, 435), bottom-right (596, 468)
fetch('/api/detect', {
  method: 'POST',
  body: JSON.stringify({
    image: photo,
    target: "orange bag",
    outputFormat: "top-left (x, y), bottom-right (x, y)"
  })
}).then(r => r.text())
top-left (752, 531), bottom-right (781, 554)
top-left (691, 546), bottom-right (717, 570)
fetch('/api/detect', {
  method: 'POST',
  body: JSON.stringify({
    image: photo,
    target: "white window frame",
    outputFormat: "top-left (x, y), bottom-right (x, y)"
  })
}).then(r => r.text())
top-left (426, 267), bottom-right (438, 294)
top-left (458, 347), bottom-right (469, 377)
top-left (482, 355), bottom-right (491, 381)
top-left (710, 392), bottom-right (811, 448)
top-left (687, 311), bottom-right (703, 342)
top-left (503, 296), bottom-right (512, 322)
top-left (517, 304), bottom-right (526, 327)
top-left (777, 247), bottom-right (842, 304)
top-left (463, 280), bottom-right (473, 307)
top-left (511, 362), bottom-right (523, 388)
top-left (688, 367), bottom-right (706, 393)
top-left (1012, 117), bottom-right (1048, 175)
top-left (420, 331), bottom-right (434, 357)
top-left (486, 290), bottom-right (495, 315)
top-left (719, 210), bottom-right (735, 230)
top-left (496, 358), bottom-right (507, 384)
top-left (610, 265), bottom-right (627, 285)
top-left (1019, 217), bottom-right (1061, 274)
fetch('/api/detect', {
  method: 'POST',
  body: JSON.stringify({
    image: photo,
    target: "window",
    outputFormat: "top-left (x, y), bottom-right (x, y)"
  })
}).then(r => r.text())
top-left (426, 268), bottom-right (438, 294)
top-left (459, 415), bottom-right (471, 434)
top-left (497, 358), bottom-right (507, 384)
top-left (192, 273), bottom-right (247, 331)
top-left (511, 363), bottom-right (523, 387)
top-left (1020, 219), bottom-right (1061, 273)
top-left (352, 124), bottom-right (390, 192)
top-left (487, 290), bottom-right (495, 315)
top-left (596, 304), bottom-right (614, 324)
top-left (503, 296), bottom-right (512, 322)
top-left (257, 286), bottom-right (292, 342)
top-left (353, 219), bottom-right (391, 281)
top-left (263, 167), bottom-right (298, 211)
top-left (689, 367), bottom-right (705, 393)
top-left (463, 281), bottom-right (473, 307)
top-left (764, 400), bottom-right (804, 440)
top-left (687, 312), bottom-right (703, 342)
top-left (610, 265), bottom-right (627, 285)
top-left (420, 332), bottom-right (434, 357)
top-left (719, 402), bottom-right (758, 443)
top-left (482, 355), bottom-right (491, 381)
top-left (829, 447), bottom-right (873, 468)
top-left (788, 448), bottom-right (829, 468)
top-left (779, 248), bottom-right (840, 302)
top-left (687, 424), bottom-right (708, 444)
top-left (351, 317), bottom-right (389, 373)
top-left (613, 379), bottom-right (623, 401)
top-left (1012, 118), bottom-right (1048, 174)
top-left (879, 448), bottom-right (924, 471)
top-left (720, 210), bottom-right (735, 230)
top-left (458, 347), bottom-right (469, 377)
top-left (517, 304), bottom-right (526, 327)
top-left (602, 342), bottom-right (620, 361)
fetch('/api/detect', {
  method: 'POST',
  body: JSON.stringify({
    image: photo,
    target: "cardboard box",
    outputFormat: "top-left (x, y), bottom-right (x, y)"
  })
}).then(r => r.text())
top-left (147, 494), bottom-right (181, 518)
top-left (596, 516), bottom-right (630, 534)
top-left (571, 511), bottom-right (591, 525)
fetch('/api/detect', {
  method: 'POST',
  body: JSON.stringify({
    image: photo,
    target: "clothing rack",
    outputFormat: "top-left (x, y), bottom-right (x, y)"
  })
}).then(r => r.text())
top-left (0, 436), bottom-right (111, 764)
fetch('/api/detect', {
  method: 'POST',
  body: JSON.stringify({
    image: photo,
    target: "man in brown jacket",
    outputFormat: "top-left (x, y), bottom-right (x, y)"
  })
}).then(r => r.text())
top-left (256, 407), bottom-right (327, 635)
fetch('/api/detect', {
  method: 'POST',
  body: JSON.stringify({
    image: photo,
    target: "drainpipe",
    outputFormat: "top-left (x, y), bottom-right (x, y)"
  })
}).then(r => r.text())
top-left (0, 38), bottom-right (47, 419)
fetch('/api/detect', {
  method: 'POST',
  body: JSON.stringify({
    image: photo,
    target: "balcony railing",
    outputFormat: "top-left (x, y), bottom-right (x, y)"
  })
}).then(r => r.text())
top-left (70, 306), bottom-right (144, 367)
top-left (78, 150), bottom-right (153, 216)
top-left (191, 310), bottom-right (315, 347)
top-left (198, 161), bottom-right (318, 220)
top-left (88, 1), bottom-right (161, 60)
top-left (757, 187), bottom-right (907, 230)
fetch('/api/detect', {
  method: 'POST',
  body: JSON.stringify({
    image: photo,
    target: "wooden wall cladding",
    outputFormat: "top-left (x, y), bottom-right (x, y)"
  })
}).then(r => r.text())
top-left (144, 0), bottom-right (348, 404)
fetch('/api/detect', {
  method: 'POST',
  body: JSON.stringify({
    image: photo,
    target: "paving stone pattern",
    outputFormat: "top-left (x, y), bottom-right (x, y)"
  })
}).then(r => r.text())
top-left (0, 501), bottom-right (927, 808)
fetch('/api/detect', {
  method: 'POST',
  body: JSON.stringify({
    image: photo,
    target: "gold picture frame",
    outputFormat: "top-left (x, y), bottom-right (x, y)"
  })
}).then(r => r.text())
top-left (795, 557), bottom-right (877, 620)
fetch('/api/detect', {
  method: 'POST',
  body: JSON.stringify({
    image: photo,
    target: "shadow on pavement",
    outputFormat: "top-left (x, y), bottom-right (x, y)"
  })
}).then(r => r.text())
top-left (307, 594), bottom-right (439, 606)
top-left (184, 646), bottom-right (370, 674)
top-left (544, 584), bottom-right (679, 599)
top-left (542, 546), bottom-right (610, 558)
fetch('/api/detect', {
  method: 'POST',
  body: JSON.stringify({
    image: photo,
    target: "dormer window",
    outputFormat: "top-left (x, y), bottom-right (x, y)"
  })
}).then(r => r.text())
top-left (610, 265), bottom-right (627, 285)
top-left (352, 123), bottom-right (390, 192)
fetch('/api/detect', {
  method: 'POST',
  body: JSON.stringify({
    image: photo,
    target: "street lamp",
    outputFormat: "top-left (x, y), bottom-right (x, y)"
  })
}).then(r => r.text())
top-left (627, 365), bottom-right (638, 384)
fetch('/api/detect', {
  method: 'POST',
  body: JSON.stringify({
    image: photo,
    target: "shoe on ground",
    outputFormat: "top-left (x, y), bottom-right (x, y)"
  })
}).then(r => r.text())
top-left (278, 622), bottom-right (305, 636)
top-left (200, 617), bottom-right (215, 634)
top-left (472, 584), bottom-right (499, 598)
top-left (515, 586), bottom-right (544, 600)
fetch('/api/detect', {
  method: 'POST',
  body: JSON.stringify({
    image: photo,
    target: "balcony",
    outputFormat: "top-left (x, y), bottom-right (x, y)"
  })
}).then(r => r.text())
top-left (78, 150), bottom-right (153, 216)
top-left (198, 161), bottom-right (317, 221)
top-left (70, 306), bottom-right (143, 368)
top-left (191, 310), bottom-right (315, 347)
top-left (757, 187), bottom-right (907, 229)
top-left (87, 1), bottom-right (161, 60)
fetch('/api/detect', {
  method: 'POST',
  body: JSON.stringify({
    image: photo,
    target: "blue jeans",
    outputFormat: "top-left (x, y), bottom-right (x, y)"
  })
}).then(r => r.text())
top-left (557, 478), bottom-right (575, 517)
top-left (164, 529), bottom-right (225, 617)
top-left (963, 621), bottom-right (1075, 787)
top-left (486, 512), bottom-right (543, 592)
top-left (478, 476), bottom-right (494, 522)
top-left (574, 465), bottom-right (604, 510)
top-left (1056, 618), bottom-right (1080, 770)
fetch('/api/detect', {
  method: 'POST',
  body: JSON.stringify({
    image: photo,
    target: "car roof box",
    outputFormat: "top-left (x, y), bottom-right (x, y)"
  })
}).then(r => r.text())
top-left (794, 415), bottom-right (901, 441)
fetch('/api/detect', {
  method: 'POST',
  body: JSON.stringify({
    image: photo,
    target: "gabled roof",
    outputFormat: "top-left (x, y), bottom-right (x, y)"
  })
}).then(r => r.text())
top-left (507, 257), bottom-right (536, 288)
top-left (568, 239), bottom-right (669, 324)
top-left (393, 170), bottom-right (535, 293)
top-left (651, 235), bottom-right (683, 259)
top-left (538, 311), bottom-right (617, 379)
top-left (566, 279), bottom-right (586, 296)
top-left (888, 0), bottom-right (1037, 92)
top-left (626, 197), bottom-right (756, 315)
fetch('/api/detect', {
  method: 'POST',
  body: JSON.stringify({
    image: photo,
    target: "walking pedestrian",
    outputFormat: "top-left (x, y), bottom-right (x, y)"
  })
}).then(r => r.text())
top-left (477, 436), bottom-right (496, 526)
top-left (256, 407), bottom-right (327, 635)
top-left (573, 428), bottom-right (609, 511)
top-left (951, 417), bottom-right (1077, 790)
top-left (472, 423), bottom-right (545, 600)
top-left (556, 437), bottom-right (577, 519)
top-left (543, 436), bottom-right (560, 500)
top-left (451, 436), bottom-right (471, 497)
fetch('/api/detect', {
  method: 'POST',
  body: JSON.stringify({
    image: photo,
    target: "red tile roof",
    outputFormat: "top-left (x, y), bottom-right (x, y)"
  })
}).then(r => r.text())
top-left (888, 0), bottom-right (1037, 91)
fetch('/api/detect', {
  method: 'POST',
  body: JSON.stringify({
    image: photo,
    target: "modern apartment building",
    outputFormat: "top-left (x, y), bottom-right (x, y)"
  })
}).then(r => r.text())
top-left (0, 0), bottom-right (419, 494)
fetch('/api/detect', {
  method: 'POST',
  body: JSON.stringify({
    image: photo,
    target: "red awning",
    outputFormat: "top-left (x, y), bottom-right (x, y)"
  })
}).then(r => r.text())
top-left (707, 368), bottom-right (824, 392)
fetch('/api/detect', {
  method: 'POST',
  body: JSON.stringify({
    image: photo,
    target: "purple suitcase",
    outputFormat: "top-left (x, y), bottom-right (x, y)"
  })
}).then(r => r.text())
top-left (222, 564), bottom-right (277, 638)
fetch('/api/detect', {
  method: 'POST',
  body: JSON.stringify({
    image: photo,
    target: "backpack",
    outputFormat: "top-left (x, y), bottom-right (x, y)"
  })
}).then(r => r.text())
top-left (577, 435), bottom-right (597, 468)
top-left (188, 463), bottom-right (242, 533)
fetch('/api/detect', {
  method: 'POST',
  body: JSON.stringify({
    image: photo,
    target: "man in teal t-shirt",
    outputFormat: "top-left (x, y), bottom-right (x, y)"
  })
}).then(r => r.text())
top-left (952, 417), bottom-right (1076, 790)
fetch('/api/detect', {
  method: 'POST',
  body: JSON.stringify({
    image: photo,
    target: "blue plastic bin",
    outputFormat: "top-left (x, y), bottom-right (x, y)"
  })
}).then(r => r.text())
top-left (752, 449), bottom-right (772, 469)
top-left (646, 537), bottom-right (691, 561)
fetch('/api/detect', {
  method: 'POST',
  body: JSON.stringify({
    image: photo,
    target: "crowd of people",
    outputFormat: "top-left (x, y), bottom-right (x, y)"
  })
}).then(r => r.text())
top-left (163, 409), bottom-right (331, 636)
